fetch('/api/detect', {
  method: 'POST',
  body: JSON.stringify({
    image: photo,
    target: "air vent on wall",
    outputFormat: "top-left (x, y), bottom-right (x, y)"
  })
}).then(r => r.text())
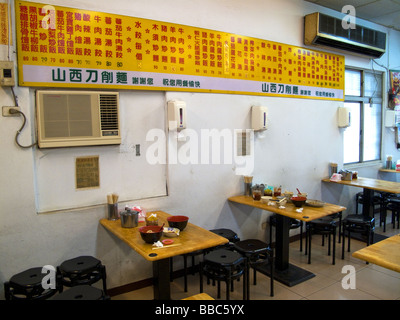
top-left (304, 12), bottom-right (386, 58)
top-left (36, 91), bottom-right (121, 148)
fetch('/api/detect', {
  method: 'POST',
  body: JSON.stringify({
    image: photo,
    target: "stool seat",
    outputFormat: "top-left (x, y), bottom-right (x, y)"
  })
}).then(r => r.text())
top-left (59, 255), bottom-right (100, 274)
top-left (4, 267), bottom-right (60, 300)
top-left (58, 256), bottom-right (107, 294)
top-left (200, 249), bottom-right (247, 300)
top-left (209, 228), bottom-right (240, 243)
top-left (344, 215), bottom-right (375, 231)
top-left (342, 214), bottom-right (375, 260)
top-left (52, 285), bottom-right (108, 300)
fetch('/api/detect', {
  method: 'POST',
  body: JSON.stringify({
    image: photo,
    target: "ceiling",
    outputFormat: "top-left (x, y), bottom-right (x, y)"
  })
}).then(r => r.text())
top-left (305, 0), bottom-right (400, 31)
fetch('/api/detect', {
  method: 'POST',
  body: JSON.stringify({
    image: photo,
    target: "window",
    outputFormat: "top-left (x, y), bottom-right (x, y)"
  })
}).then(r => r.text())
top-left (343, 68), bottom-right (383, 165)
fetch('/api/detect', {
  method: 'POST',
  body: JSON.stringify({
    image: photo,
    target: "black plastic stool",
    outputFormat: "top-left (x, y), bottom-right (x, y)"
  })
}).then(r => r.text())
top-left (210, 228), bottom-right (241, 246)
top-left (52, 285), bottom-right (110, 300)
top-left (233, 239), bottom-right (274, 298)
top-left (200, 248), bottom-right (247, 300)
top-left (173, 228), bottom-right (240, 292)
top-left (4, 267), bottom-right (61, 300)
top-left (342, 215), bottom-right (375, 260)
top-left (306, 218), bottom-right (337, 265)
top-left (57, 256), bottom-right (107, 294)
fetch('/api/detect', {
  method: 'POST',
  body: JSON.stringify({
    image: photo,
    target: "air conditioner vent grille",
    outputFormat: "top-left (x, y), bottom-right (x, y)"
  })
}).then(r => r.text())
top-left (304, 12), bottom-right (386, 58)
top-left (100, 94), bottom-right (119, 131)
top-left (318, 13), bottom-right (386, 50)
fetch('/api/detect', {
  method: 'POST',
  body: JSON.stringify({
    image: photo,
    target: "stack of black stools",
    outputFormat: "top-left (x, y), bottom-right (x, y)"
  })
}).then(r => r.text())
top-left (4, 267), bottom-right (62, 300)
top-left (4, 255), bottom-right (108, 300)
top-left (174, 228), bottom-right (241, 292)
top-left (200, 248), bottom-right (247, 300)
top-left (199, 234), bottom-right (274, 299)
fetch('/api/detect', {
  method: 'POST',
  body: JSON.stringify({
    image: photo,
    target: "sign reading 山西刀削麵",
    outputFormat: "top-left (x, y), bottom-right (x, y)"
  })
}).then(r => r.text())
top-left (15, 0), bottom-right (344, 101)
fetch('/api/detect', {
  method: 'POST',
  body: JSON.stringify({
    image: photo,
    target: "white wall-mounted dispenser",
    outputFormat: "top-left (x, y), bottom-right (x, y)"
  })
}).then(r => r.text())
top-left (385, 110), bottom-right (396, 128)
top-left (251, 106), bottom-right (268, 131)
top-left (168, 100), bottom-right (186, 131)
top-left (337, 106), bottom-right (351, 128)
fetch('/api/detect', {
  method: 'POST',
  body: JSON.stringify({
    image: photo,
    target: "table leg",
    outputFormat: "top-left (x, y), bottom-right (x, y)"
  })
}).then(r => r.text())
top-left (362, 188), bottom-right (374, 218)
top-left (153, 258), bottom-right (171, 300)
top-left (254, 215), bottom-right (315, 287)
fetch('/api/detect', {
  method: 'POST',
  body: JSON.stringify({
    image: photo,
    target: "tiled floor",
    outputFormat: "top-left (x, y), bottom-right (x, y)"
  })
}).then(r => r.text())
top-left (112, 221), bottom-right (400, 300)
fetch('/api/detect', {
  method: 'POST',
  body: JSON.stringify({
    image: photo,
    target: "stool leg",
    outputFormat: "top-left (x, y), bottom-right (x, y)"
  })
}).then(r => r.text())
top-left (170, 257), bottom-right (173, 282)
top-left (347, 229), bottom-right (351, 252)
top-left (183, 255), bottom-right (188, 292)
top-left (4, 282), bottom-right (10, 301)
top-left (101, 265), bottom-right (107, 294)
top-left (332, 226), bottom-right (336, 265)
top-left (341, 224), bottom-right (345, 259)
top-left (244, 261), bottom-right (248, 301)
top-left (299, 222), bottom-right (303, 252)
top-left (199, 261), bottom-right (203, 293)
top-left (308, 226), bottom-right (312, 264)
top-left (270, 258), bottom-right (274, 297)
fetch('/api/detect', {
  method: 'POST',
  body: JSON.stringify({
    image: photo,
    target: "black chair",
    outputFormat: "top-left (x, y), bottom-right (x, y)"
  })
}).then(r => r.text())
top-left (52, 285), bottom-right (110, 300)
top-left (270, 214), bottom-right (303, 251)
top-left (341, 214), bottom-right (375, 260)
top-left (385, 198), bottom-right (400, 230)
top-left (305, 218), bottom-right (337, 265)
top-left (233, 239), bottom-right (274, 298)
top-left (200, 248), bottom-right (247, 300)
top-left (57, 256), bottom-right (107, 294)
top-left (356, 191), bottom-right (388, 231)
top-left (4, 267), bottom-right (62, 300)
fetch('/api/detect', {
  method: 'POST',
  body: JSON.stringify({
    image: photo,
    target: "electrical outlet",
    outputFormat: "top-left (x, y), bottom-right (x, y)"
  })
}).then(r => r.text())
top-left (2, 106), bottom-right (20, 117)
top-left (0, 61), bottom-right (15, 86)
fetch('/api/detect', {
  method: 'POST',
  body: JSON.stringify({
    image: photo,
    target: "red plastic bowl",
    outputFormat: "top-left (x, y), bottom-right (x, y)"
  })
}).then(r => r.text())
top-left (291, 196), bottom-right (307, 207)
top-left (167, 215), bottom-right (189, 231)
top-left (139, 225), bottom-right (163, 243)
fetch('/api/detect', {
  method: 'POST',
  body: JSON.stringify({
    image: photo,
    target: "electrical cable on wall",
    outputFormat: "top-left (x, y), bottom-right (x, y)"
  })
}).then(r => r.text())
top-left (9, 87), bottom-right (37, 149)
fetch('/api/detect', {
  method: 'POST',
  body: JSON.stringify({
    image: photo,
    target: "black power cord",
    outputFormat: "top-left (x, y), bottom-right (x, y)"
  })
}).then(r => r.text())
top-left (9, 108), bottom-right (37, 149)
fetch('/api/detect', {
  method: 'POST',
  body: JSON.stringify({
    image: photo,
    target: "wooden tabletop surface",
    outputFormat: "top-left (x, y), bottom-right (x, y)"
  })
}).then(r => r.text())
top-left (228, 195), bottom-right (346, 222)
top-left (100, 210), bottom-right (228, 262)
top-left (322, 176), bottom-right (400, 194)
top-left (352, 234), bottom-right (400, 273)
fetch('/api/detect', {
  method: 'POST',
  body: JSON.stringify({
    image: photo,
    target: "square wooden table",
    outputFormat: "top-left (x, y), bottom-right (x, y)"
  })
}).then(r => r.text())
top-left (100, 210), bottom-right (228, 300)
top-left (228, 195), bottom-right (346, 287)
top-left (352, 234), bottom-right (400, 273)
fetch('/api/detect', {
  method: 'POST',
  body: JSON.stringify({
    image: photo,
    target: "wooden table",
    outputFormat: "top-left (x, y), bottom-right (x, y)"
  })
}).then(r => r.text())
top-left (322, 177), bottom-right (400, 218)
top-left (100, 210), bottom-right (228, 300)
top-left (228, 195), bottom-right (346, 287)
top-left (352, 234), bottom-right (400, 273)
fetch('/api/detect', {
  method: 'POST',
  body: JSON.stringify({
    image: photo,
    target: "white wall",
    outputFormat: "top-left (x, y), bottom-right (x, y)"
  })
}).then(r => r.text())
top-left (1, 0), bottom-right (399, 297)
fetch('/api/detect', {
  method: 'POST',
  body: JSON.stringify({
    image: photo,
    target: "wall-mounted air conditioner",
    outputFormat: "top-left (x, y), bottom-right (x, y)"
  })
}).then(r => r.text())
top-left (36, 90), bottom-right (121, 148)
top-left (304, 12), bottom-right (386, 58)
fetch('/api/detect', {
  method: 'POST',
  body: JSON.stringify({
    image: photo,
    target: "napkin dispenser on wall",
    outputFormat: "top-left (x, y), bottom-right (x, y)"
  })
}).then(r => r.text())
top-left (338, 107), bottom-right (351, 128)
top-left (168, 100), bottom-right (186, 131)
top-left (252, 106), bottom-right (268, 131)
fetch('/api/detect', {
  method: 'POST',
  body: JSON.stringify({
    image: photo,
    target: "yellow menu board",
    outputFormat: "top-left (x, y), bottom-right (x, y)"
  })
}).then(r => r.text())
top-left (15, 1), bottom-right (344, 100)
